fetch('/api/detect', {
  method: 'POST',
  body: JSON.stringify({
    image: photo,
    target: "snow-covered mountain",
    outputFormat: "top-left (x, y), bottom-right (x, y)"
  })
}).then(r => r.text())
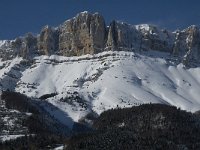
top-left (1, 12), bottom-right (200, 129)
top-left (1, 50), bottom-right (200, 129)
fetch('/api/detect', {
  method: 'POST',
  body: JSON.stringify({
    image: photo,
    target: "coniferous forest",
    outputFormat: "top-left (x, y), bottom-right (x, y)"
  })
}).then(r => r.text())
top-left (1, 92), bottom-right (200, 149)
top-left (66, 104), bottom-right (200, 150)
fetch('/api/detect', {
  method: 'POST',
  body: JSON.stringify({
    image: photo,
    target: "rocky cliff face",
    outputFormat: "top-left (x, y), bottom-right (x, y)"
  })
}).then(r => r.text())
top-left (38, 26), bottom-right (59, 56)
top-left (59, 11), bottom-right (106, 56)
top-left (1, 11), bottom-right (200, 66)
top-left (0, 40), bottom-right (15, 60)
top-left (106, 21), bottom-right (141, 52)
top-left (136, 24), bottom-right (175, 52)
top-left (11, 33), bottom-right (38, 59)
top-left (173, 25), bottom-right (200, 65)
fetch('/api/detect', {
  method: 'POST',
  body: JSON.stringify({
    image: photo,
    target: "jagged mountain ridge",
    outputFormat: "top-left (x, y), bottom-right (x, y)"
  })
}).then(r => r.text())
top-left (0, 11), bottom-right (200, 66)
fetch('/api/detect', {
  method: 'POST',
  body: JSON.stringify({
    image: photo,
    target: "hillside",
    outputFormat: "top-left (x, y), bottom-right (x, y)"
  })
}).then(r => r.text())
top-left (66, 104), bottom-right (200, 150)
top-left (0, 91), bottom-right (69, 149)
top-left (1, 50), bottom-right (200, 130)
top-left (1, 103), bottom-right (200, 149)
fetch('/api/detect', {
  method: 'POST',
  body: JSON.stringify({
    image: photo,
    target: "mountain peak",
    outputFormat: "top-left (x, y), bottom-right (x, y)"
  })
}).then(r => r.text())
top-left (0, 12), bottom-right (200, 66)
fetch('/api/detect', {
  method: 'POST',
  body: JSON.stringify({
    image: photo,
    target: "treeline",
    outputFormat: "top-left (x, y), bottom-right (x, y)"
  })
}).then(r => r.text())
top-left (1, 91), bottom-right (38, 113)
top-left (39, 93), bottom-right (57, 100)
top-left (0, 134), bottom-right (65, 150)
top-left (66, 104), bottom-right (200, 150)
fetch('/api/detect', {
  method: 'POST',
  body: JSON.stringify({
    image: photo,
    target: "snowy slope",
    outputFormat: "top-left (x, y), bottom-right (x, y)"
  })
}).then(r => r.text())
top-left (0, 40), bottom-right (8, 47)
top-left (1, 51), bottom-right (200, 128)
top-left (0, 135), bottom-right (26, 142)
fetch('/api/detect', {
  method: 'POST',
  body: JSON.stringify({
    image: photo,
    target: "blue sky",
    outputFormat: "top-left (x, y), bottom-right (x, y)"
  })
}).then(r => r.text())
top-left (0, 0), bottom-right (200, 39)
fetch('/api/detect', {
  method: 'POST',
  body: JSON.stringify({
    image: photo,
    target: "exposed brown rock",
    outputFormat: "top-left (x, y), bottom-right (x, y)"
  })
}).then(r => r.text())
top-left (106, 21), bottom-right (141, 52)
top-left (38, 26), bottom-right (59, 55)
top-left (173, 25), bottom-right (200, 66)
top-left (59, 12), bottom-right (106, 56)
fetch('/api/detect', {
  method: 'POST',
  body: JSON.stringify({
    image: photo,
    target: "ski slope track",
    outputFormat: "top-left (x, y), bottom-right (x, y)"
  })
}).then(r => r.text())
top-left (1, 50), bottom-right (200, 129)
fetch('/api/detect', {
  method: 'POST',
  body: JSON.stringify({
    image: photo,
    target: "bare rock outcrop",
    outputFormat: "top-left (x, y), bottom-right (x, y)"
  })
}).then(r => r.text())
top-left (11, 33), bottom-right (38, 59)
top-left (136, 24), bottom-right (175, 52)
top-left (106, 22), bottom-right (175, 53)
top-left (59, 11), bottom-right (106, 56)
top-left (38, 26), bottom-right (59, 55)
top-left (173, 25), bottom-right (200, 66)
top-left (0, 40), bottom-right (15, 60)
top-left (21, 33), bottom-right (38, 58)
top-left (106, 21), bottom-right (141, 52)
